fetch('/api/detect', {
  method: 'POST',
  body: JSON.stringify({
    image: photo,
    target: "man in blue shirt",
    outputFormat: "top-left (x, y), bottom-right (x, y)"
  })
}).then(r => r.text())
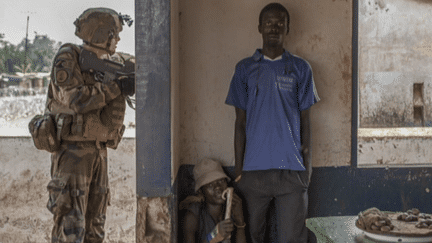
top-left (225, 3), bottom-right (320, 242)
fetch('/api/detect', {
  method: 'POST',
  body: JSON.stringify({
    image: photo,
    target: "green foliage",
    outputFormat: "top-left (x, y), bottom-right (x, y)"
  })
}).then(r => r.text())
top-left (0, 33), bottom-right (61, 74)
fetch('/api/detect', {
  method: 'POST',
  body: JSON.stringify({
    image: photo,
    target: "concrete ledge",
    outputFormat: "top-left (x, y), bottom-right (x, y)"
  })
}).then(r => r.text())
top-left (358, 128), bottom-right (432, 138)
top-left (358, 133), bottom-right (432, 166)
top-left (0, 128), bottom-right (136, 138)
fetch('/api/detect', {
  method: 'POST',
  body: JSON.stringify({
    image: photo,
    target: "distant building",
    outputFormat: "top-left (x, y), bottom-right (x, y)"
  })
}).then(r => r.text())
top-left (0, 72), bottom-right (50, 96)
top-left (0, 74), bottom-right (22, 88)
top-left (14, 72), bottom-right (50, 89)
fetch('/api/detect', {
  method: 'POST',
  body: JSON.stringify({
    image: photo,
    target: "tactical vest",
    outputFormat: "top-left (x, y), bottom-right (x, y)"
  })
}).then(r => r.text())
top-left (46, 43), bottom-right (126, 148)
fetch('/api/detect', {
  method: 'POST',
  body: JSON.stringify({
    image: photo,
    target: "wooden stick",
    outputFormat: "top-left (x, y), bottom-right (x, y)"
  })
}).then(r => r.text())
top-left (222, 187), bottom-right (234, 242)
top-left (222, 187), bottom-right (234, 219)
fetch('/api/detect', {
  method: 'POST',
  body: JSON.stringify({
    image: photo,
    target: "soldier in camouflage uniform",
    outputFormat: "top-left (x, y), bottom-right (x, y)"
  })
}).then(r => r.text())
top-left (45, 8), bottom-right (134, 243)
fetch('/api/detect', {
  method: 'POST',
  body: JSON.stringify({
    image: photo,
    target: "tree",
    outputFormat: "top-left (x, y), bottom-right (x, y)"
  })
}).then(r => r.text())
top-left (0, 34), bottom-right (21, 74)
top-left (14, 59), bottom-right (32, 74)
top-left (28, 34), bottom-right (62, 72)
top-left (0, 33), bottom-right (61, 74)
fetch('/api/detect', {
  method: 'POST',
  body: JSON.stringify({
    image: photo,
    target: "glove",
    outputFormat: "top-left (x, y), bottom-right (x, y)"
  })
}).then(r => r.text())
top-left (115, 76), bottom-right (135, 96)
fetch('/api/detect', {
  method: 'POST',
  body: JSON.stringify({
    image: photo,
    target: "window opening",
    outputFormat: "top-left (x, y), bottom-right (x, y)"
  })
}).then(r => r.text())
top-left (357, 0), bottom-right (432, 167)
top-left (413, 83), bottom-right (424, 127)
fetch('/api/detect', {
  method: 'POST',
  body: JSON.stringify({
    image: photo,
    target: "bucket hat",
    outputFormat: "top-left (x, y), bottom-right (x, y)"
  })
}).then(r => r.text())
top-left (193, 158), bottom-right (230, 192)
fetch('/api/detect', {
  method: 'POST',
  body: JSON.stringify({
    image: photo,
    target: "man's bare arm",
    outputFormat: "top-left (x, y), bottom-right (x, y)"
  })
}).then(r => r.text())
top-left (300, 109), bottom-right (312, 182)
top-left (182, 211), bottom-right (198, 243)
top-left (232, 193), bottom-right (247, 243)
top-left (234, 107), bottom-right (246, 181)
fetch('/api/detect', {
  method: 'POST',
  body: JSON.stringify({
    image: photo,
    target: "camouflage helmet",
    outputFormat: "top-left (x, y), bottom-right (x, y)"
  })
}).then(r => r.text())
top-left (74, 8), bottom-right (132, 44)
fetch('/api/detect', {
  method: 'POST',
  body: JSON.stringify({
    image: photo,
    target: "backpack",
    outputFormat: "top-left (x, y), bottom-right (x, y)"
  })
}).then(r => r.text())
top-left (28, 113), bottom-right (61, 153)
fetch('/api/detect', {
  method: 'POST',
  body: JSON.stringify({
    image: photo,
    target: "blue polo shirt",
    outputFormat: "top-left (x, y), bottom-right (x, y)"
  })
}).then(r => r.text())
top-left (225, 49), bottom-right (320, 171)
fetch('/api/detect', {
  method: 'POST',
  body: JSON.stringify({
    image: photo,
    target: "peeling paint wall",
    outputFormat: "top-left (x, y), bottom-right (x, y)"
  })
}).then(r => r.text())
top-left (0, 137), bottom-right (136, 242)
top-left (358, 136), bottom-right (432, 166)
top-left (360, 72), bottom-right (432, 127)
top-left (178, 0), bottom-right (353, 167)
top-left (136, 197), bottom-right (171, 243)
top-left (359, 0), bottom-right (432, 127)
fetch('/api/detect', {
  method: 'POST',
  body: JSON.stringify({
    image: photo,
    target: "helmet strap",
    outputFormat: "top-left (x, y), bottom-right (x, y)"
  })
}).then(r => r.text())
top-left (105, 35), bottom-right (115, 55)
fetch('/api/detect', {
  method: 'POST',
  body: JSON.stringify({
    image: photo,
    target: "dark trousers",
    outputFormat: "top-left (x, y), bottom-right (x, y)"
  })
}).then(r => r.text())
top-left (237, 169), bottom-right (309, 243)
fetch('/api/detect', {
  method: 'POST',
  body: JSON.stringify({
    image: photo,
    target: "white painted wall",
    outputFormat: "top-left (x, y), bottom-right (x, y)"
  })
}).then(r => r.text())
top-left (178, 0), bottom-right (353, 167)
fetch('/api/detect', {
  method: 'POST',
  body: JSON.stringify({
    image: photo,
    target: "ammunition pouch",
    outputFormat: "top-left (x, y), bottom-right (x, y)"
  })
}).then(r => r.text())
top-left (34, 97), bottom-right (125, 151)
top-left (52, 110), bottom-right (125, 150)
top-left (28, 114), bottom-right (61, 153)
top-left (54, 113), bottom-right (84, 141)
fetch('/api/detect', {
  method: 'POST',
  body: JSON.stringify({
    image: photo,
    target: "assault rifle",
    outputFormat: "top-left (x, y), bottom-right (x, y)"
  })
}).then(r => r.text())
top-left (79, 48), bottom-right (135, 82)
top-left (79, 48), bottom-right (136, 109)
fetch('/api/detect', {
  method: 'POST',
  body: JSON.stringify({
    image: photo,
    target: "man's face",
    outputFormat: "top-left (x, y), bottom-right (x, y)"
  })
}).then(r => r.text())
top-left (201, 178), bottom-right (228, 205)
top-left (258, 10), bottom-right (288, 48)
top-left (108, 31), bottom-right (121, 54)
top-left (91, 30), bottom-right (121, 56)
top-left (108, 17), bottom-right (122, 54)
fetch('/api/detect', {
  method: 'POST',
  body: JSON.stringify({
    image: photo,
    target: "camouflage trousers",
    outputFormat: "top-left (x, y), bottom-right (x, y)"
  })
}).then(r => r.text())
top-left (47, 141), bottom-right (110, 243)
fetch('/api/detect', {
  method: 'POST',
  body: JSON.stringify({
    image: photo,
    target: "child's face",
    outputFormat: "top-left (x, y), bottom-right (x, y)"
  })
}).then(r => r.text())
top-left (201, 178), bottom-right (228, 205)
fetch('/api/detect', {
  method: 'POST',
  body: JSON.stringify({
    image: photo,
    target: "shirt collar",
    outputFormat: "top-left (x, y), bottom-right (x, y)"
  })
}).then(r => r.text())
top-left (264, 55), bottom-right (282, 61)
top-left (252, 49), bottom-right (290, 62)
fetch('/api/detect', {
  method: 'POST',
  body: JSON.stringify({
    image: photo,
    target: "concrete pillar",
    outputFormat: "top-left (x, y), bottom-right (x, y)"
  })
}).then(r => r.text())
top-left (135, 0), bottom-right (178, 242)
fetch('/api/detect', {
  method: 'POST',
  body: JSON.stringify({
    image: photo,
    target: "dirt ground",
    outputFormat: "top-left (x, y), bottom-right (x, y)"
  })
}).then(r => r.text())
top-left (0, 138), bottom-right (136, 243)
top-left (0, 94), bottom-right (137, 242)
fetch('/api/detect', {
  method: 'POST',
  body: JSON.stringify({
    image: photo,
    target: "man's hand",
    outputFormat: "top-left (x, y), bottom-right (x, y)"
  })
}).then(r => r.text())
top-left (234, 169), bottom-right (242, 183)
top-left (303, 148), bottom-right (312, 184)
top-left (115, 76), bottom-right (135, 96)
top-left (301, 145), bottom-right (309, 156)
top-left (218, 219), bottom-right (235, 239)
